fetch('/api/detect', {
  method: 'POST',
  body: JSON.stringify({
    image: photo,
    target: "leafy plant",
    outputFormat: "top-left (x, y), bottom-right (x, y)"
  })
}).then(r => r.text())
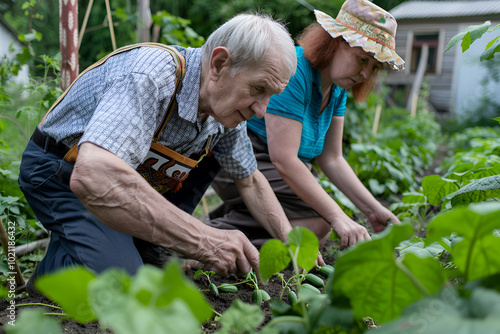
top-left (445, 21), bottom-right (500, 61)
top-left (10, 260), bottom-right (213, 334)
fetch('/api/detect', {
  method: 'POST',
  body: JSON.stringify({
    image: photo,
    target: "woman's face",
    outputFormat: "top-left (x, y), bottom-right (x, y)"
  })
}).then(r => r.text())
top-left (325, 41), bottom-right (382, 89)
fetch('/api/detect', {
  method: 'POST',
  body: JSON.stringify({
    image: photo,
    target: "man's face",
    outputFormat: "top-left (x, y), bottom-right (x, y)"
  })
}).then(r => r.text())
top-left (203, 48), bottom-right (289, 128)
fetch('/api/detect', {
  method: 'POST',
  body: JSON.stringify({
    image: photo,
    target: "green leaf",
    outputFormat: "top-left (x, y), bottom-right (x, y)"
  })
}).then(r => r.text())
top-left (480, 36), bottom-right (500, 61)
top-left (398, 241), bottom-right (445, 258)
top-left (287, 227), bottom-right (319, 272)
top-left (0, 285), bottom-right (7, 298)
top-left (426, 202), bottom-right (500, 282)
top-left (371, 287), bottom-right (500, 333)
top-left (444, 21), bottom-right (491, 52)
top-left (5, 309), bottom-right (63, 334)
top-left (493, 117), bottom-right (500, 125)
top-left (88, 262), bottom-right (210, 334)
top-left (35, 266), bottom-right (97, 323)
top-left (216, 299), bottom-right (271, 334)
top-left (259, 239), bottom-right (291, 283)
top-left (422, 175), bottom-right (460, 205)
top-left (331, 224), bottom-right (444, 323)
top-left (448, 175), bottom-right (500, 207)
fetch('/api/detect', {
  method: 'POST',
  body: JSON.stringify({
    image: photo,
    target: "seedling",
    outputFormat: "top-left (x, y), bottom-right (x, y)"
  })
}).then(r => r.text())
top-left (243, 269), bottom-right (271, 305)
top-left (194, 269), bottom-right (243, 295)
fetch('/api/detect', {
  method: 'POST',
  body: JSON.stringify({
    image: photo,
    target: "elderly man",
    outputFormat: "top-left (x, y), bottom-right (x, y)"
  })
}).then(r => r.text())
top-left (19, 13), bottom-right (297, 294)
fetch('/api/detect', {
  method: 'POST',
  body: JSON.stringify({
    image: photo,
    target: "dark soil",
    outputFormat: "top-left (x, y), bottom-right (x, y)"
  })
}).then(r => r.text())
top-left (0, 242), bottom-right (337, 334)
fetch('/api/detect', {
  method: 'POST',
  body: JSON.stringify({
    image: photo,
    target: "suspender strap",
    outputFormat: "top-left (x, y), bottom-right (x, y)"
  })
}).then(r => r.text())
top-left (37, 43), bottom-right (186, 162)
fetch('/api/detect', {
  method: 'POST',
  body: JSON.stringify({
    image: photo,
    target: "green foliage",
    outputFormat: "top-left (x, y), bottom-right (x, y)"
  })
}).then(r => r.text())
top-left (372, 287), bottom-right (500, 333)
top-left (259, 227), bottom-right (319, 283)
top-left (22, 260), bottom-right (213, 333)
top-left (216, 299), bottom-right (275, 334)
top-left (421, 127), bottom-right (500, 210)
top-left (6, 309), bottom-right (63, 334)
top-left (445, 21), bottom-right (500, 61)
top-left (426, 202), bottom-right (500, 282)
top-left (152, 11), bottom-right (205, 48)
top-left (331, 224), bottom-right (444, 323)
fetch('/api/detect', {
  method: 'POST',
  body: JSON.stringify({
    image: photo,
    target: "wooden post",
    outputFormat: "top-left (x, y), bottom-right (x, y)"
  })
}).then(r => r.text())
top-left (59, 0), bottom-right (79, 90)
top-left (137, 0), bottom-right (152, 42)
top-left (372, 104), bottom-right (382, 136)
top-left (0, 218), bottom-right (25, 287)
top-left (105, 0), bottom-right (117, 50)
top-left (407, 43), bottom-right (429, 117)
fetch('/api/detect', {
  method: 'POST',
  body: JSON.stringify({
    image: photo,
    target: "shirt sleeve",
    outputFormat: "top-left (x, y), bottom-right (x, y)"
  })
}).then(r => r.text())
top-left (79, 48), bottom-right (178, 168)
top-left (79, 73), bottom-right (162, 168)
top-left (212, 122), bottom-right (257, 179)
top-left (333, 88), bottom-right (347, 116)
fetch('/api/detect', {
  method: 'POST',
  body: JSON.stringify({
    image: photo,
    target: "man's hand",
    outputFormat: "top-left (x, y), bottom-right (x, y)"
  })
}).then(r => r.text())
top-left (194, 229), bottom-right (260, 277)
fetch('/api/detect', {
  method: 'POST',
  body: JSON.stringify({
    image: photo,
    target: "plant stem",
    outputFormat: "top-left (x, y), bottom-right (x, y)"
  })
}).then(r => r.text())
top-left (43, 312), bottom-right (67, 317)
top-left (266, 315), bottom-right (305, 328)
top-left (395, 259), bottom-right (430, 296)
top-left (17, 303), bottom-right (63, 310)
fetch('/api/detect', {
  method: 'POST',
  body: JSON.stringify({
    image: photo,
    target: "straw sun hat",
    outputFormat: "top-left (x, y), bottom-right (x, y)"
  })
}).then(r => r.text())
top-left (315, 0), bottom-right (405, 70)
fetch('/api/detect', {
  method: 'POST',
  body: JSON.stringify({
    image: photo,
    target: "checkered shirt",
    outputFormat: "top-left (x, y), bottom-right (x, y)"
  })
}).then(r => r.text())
top-left (41, 46), bottom-right (257, 179)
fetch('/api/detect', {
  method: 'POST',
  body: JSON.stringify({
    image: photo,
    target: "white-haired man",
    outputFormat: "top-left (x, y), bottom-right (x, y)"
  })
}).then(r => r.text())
top-left (19, 13), bottom-right (297, 294)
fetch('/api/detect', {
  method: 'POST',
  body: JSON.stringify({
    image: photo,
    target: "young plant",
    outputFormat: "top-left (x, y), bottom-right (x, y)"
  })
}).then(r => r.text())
top-left (243, 269), bottom-right (271, 305)
top-left (194, 269), bottom-right (219, 295)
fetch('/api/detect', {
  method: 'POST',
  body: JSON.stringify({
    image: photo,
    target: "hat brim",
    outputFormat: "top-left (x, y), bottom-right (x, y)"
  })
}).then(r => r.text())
top-left (315, 10), bottom-right (405, 71)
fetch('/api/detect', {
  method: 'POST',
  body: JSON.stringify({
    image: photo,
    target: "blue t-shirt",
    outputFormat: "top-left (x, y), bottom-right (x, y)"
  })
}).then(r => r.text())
top-left (247, 46), bottom-right (347, 162)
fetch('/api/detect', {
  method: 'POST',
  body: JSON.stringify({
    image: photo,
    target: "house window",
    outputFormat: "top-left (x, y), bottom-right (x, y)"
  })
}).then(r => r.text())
top-left (411, 33), bottom-right (439, 74)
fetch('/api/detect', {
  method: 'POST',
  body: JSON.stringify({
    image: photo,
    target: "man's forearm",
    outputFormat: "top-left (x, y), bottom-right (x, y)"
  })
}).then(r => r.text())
top-left (70, 143), bottom-right (211, 256)
top-left (234, 170), bottom-right (292, 242)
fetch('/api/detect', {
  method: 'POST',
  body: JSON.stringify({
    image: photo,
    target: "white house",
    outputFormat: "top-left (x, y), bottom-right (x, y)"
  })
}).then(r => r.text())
top-left (0, 15), bottom-right (29, 84)
top-left (386, 0), bottom-right (500, 116)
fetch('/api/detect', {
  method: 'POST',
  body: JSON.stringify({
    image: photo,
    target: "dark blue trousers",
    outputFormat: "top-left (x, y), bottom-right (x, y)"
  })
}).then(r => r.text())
top-left (18, 140), bottom-right (221, 277)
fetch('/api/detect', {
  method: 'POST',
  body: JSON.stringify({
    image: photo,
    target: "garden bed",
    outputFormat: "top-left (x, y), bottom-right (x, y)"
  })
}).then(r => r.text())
top-left (0, 240), bottom-right (338, 334)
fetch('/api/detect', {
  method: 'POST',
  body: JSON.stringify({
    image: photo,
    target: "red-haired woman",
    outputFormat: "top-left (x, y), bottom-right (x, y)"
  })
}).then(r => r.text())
top-left (208, 0), bottom-right (405, 255)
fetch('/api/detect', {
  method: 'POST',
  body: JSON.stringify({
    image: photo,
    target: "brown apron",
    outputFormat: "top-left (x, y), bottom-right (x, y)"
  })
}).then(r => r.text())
top-left (39, 42), bottom-right (213, 195)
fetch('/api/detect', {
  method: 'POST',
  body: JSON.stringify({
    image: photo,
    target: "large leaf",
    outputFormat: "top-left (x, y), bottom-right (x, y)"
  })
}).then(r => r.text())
top-left (88, 261), bottom-right (212, 334)
top-left (259, 239), bottom-right (292, 283)
top-left (286, 227), bottom-right (319, 272)
top-left (330, 224), bottom-right (444, 323)
top-left (422, 175), bottom-right (460, 205)
top-left (444, 21), bottom-right (491, 52)
top-left (5, 309), bottom-right (63, 334)
top-left (426, 202), bottom-right (500, 282)
top-left (35, 267), bottom-right (97, 323)
top-left (447, 175), bottom-right (500, 207)
top-left (372, 287), bottom-right (500, 333)
top-left (216, 299), bottom-right (276, 334)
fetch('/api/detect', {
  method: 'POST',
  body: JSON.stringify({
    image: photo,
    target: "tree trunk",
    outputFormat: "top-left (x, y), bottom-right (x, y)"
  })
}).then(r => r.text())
top-left (60, 0), bottom-right (79, 90)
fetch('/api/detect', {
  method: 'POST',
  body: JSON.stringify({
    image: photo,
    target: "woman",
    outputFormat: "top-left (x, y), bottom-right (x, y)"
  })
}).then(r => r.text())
top-left (207, 0), bottom-right (405, 252)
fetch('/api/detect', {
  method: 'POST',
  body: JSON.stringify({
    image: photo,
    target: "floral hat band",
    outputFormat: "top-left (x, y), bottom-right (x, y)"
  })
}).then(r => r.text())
top-left (315, 0), bottom-right (405, 70)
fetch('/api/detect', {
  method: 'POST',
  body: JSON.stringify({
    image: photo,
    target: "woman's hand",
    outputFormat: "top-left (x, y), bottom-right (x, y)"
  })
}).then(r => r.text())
top-left (330, 216), bottom-right (371, 250)
top-left (368, 207), bottom-right (401, 233)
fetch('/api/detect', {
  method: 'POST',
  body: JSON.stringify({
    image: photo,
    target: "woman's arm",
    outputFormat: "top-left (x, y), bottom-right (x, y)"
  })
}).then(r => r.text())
top-left (316, 116), bottom-right (400, 232)
top-left (265, 113), bottom-right (370, 249)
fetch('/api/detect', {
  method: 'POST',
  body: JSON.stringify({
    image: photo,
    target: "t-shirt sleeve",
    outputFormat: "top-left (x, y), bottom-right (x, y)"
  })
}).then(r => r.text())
top-left (333, 88), bottom-right (347, 116)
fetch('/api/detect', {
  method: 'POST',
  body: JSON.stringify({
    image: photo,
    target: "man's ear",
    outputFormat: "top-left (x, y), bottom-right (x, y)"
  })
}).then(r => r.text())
top-left (209, 47), bottom-right (232, 81)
